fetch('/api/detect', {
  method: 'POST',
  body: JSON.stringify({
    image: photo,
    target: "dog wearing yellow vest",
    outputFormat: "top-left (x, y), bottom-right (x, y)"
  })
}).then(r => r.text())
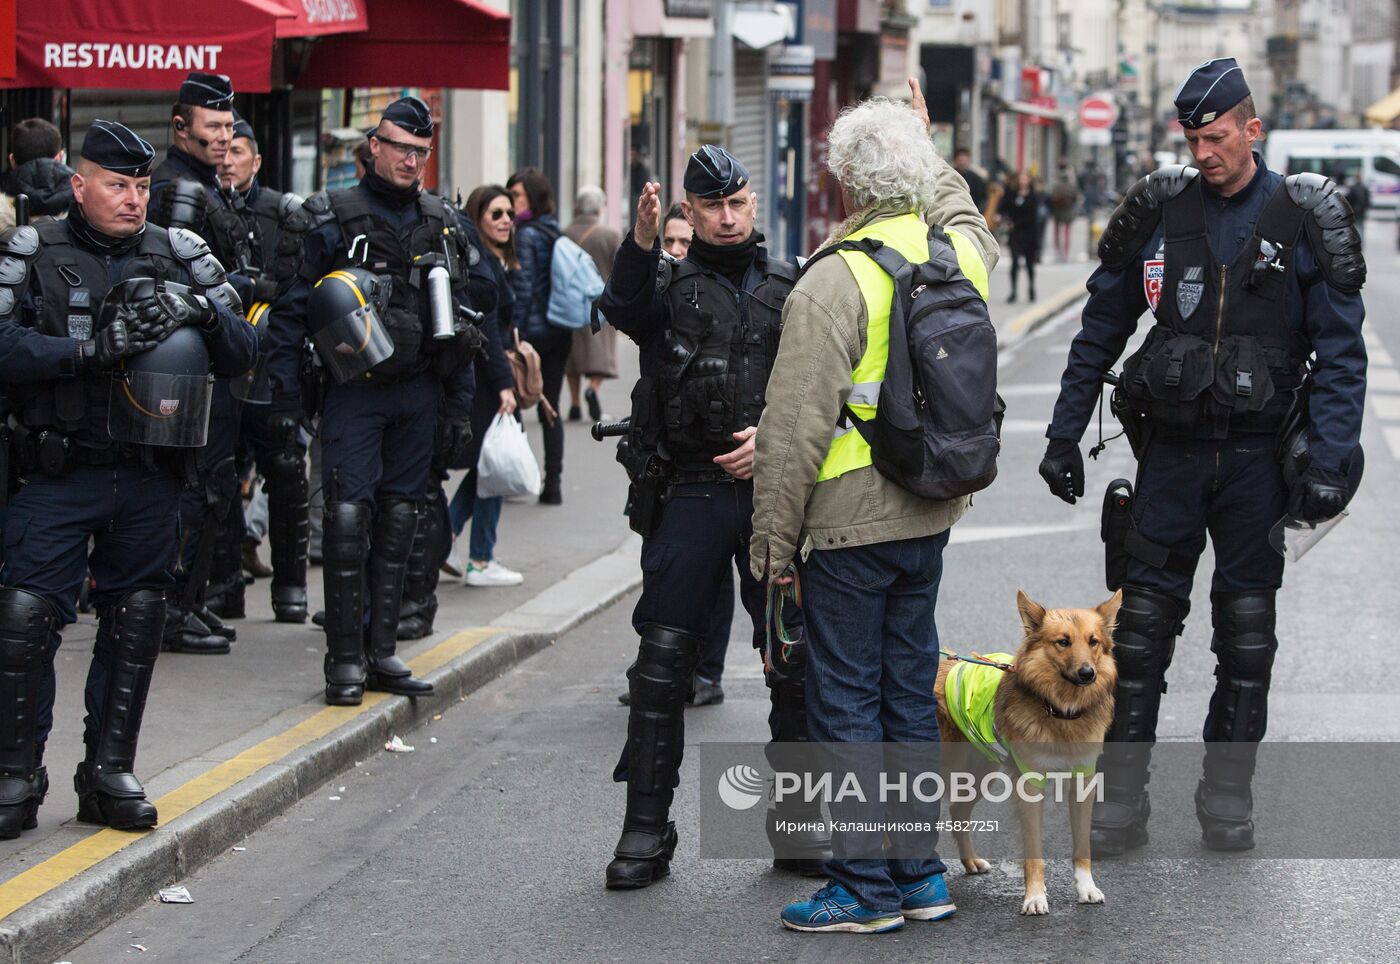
top-left (934, 589), bottom-right (1121, 915)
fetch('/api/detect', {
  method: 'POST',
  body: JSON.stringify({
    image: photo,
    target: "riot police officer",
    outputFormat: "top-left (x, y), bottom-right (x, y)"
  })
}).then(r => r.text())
top-left (147, 71), bottom-right (252, 653)
top-left (1038, 59), bottom-right (1367, 853)
top-left (0, 120), bottom-right (256, 836)
top-left (596, 145), bottom-right (823, 890)
top-left (264, 96), bottom-right (478, 706)
top-left (203, 113), bottom-right (310, 624)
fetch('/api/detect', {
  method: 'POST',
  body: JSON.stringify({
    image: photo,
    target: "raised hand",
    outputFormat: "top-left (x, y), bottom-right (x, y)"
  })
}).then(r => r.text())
top-left (633, 181), bottom-right (663, 250)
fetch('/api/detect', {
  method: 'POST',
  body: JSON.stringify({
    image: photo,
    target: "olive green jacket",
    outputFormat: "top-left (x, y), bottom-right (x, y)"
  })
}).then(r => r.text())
top-left (749, 157), bottom-right (999, 581)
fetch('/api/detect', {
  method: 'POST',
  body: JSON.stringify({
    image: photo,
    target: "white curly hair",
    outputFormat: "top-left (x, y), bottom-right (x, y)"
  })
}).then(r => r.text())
top-left (826, 97), bottom-right (941, 219)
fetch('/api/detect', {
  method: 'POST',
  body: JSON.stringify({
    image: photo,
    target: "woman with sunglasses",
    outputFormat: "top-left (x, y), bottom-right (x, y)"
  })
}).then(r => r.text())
top-left (506, 167), bottom-right (569, 505)
top-left (439, 185), bottom-right (526, 588)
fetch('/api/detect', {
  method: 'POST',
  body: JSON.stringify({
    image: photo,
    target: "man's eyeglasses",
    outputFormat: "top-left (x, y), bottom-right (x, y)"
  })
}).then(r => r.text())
top-left (487, 207), bottom-right (512, 221)
top-left (374, 134), bottom-right (433, 161)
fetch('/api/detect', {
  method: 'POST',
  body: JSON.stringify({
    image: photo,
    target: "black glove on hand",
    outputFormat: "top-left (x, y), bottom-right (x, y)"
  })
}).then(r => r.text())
top-left (437, 405), bottom-right (474, 467)
top-left (79, 320), bottom-right (139, 370)
top-left (133, 290), bottom-right (219, 340)
top-left (1296, 467), bottom-right (1348, 524)
top-left (268, 395), bottom-right (303, 450)
top-left (1039, 438), bottom-right (1085, 505)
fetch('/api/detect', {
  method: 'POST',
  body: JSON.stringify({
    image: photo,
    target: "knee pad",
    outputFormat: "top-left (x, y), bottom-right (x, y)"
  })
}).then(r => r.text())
top-left (1115, 586), bottom-right (1185, 679)
top-left (372, 499), bottom-right (420, 564)
top-left (108, 591), bottom-right (166, 663)
top-left (1210, 591), bottom-right (1278, 680)
top-left (323, 502), bottom-right (371, 563)
top-left (630, 625), bottom-right (701, 713)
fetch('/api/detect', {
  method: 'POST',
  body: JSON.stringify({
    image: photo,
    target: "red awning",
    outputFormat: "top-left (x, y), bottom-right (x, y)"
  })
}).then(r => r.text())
top-left (294, 0), bottom-right (509, 91)
top-left (273, 0), bottom-right (369, 38)
top-left (1, 0), bottom-right (285, 92)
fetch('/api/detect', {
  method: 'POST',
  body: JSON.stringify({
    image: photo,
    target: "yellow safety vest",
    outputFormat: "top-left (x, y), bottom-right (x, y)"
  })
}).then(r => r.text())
top-left (816, 213), bottom-right (991, 483)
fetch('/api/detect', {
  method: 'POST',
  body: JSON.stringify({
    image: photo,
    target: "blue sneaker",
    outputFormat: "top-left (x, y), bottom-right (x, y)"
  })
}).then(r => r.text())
top-left (780, 883), bottom-right (905, 934)
top-left (897, 872), bottom-right (957, 921)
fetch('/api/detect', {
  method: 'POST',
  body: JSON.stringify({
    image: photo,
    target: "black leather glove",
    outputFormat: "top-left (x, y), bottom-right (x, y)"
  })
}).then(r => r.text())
top-left (132, 290), bottom-right (219, 340)
top-left (1296, 467), bottom-right (1348, 523)
top-left (78, 320), bottom-right (139, 370)
top-left (437, 404), bottom-right (474, 467)
top-left (1039, 438), bottom-right (1085, 504)
top-left (268, 394), bottom-right (303, 451)
top-left (251, 275), bottom-right (280, 305)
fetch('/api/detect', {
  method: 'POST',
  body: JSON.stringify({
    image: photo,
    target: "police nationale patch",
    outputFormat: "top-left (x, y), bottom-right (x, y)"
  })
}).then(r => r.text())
top-left (1177, 281), bottom-right (1204, 319)
top-left (1143, 260), bottom-right (1165, 313)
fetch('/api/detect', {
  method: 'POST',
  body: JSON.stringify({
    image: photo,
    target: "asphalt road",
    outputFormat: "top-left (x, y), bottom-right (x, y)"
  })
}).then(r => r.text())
top-left (68, 226), bottom-right (1400, 963)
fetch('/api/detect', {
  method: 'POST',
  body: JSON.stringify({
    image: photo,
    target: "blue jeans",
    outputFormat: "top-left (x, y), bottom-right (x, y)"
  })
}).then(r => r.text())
top-left (797, 531), bottom-right (951, 913)
top-left (448, 472), bottom-right (502, 563)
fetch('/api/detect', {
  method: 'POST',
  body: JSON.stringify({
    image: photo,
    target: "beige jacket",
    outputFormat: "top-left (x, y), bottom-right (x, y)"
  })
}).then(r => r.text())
top-left (749, 156), bottom-right (999, 580)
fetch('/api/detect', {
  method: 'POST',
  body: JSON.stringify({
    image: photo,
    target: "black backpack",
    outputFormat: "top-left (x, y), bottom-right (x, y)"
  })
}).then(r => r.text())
top-left (810, 225), bottom-right (1003, 500)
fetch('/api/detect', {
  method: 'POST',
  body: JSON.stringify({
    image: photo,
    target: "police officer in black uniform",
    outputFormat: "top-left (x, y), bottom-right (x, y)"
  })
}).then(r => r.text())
top-left (1039, 59), bottom-right (1367, 853)
top-left (203, 113), bottom-right (311, 624)
top-left (596, 146), bottom-right (821, 889)
top-left (265, 96), bottom-right (478, 706)
top-left (147, 71), bottom-right (253, 654)
top-left (0, 120), bottom-right (256, 836)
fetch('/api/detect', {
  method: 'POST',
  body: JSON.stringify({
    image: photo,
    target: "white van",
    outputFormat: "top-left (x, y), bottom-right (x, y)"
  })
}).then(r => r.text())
top-left (1263, 129), bottom-right (1400, 212)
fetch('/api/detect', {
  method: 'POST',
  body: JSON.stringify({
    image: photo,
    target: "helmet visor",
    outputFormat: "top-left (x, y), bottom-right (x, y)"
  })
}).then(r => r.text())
top-left (1268, 511), bottom-right (1348, 563)
top-left (230, 353), bottom-right (272, 404)
top-left (107, 370), bottom-right (214, 447)
top-left (311, 304), bottom-right (395, 384)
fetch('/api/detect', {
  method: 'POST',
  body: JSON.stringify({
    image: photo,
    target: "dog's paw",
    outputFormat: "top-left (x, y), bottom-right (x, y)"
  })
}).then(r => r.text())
top-left (962, 858), bottom-right (992, 875)
top-left (1075, 867), bottom-right (1105, 904)
top-left (1020, 892), bottom-right (1049, 915)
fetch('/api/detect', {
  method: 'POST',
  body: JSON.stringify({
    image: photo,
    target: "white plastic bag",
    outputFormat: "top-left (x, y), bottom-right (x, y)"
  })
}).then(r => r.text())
top-left (476, 414), bottom-right (542, 498)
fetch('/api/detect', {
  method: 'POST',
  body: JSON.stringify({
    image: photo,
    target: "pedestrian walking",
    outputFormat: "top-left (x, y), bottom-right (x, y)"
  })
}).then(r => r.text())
top-left (507, 167), bottom-right (567, 504)
top-left (265, 96), bottom-right (480, 705)
top-left (1006, 170), bottom-right (1043, 302)
top-left (1038, 58), bottom-right (1367, 854)
top-left (564, 186), bottom-right (621, 422)
top-left (1049, 160), bottom-right (1080, 261)
top-left (0, 119), bottom-right (256, 835)
top-left (749, 87), bottom-right (998, 934)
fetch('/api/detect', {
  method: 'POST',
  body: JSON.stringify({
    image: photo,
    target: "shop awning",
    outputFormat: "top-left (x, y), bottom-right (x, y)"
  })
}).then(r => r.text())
top-left (1364, 86), bottom-right (1400, 127)
top-left (630, 0), bottom-right (715, 39)
top-left (0, 0), bottom-right (286, 92)
top-left (294, 0), bottom-right (510, 91)
top-left (1006, 100), bottom-right (1071, 125)
top-left (731, 7), bottom-right (792, 50)
top-left (273, 0), bottom-right (369, 38)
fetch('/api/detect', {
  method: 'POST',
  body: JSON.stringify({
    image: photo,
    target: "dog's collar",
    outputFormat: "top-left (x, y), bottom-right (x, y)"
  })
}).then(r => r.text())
top-left (1044, 699), bottom-right (1083, 720)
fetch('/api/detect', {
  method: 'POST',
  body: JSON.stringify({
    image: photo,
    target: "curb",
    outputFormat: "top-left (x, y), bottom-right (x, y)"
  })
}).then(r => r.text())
top-left (1001, 281), bottom-right (1087, 346)
top-left (0, 536), bottom-right (643, 964)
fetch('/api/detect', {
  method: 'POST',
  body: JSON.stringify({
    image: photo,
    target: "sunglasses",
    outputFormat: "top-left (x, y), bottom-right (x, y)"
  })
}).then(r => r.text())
top-left (486, 207), bottom-right (512, 221)
top-left (374, 134), bottom-right (432, 161)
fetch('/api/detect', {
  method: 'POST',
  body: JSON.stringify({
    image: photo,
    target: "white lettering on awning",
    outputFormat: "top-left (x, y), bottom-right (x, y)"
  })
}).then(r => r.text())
top-left (301, 0), bottom-right (360, 24)
top-left (41, 41), bottom-right (225, 74)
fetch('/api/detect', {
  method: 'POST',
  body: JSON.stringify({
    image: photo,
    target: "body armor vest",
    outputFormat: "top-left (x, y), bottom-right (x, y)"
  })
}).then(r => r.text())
top-left (658, 255), bottom-right (796, 469)
top-left (247, 187), bottom-right (289, 270)
top-left (11, 222), bottom-right (191, 448)
top-left (151, 159), bottom-right (251, 275)
top-left (1121, 178), bottom-right (1310, 437)
top-left (324, 189), bottom-right (462, 379)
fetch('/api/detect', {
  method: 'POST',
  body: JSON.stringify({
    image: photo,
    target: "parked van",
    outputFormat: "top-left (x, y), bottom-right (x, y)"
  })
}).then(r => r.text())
top-left (1263, 129), bottom-right (1400, 212)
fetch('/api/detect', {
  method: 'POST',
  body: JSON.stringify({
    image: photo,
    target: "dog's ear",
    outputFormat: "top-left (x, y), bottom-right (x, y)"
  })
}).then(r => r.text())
top-left (1096, 589), bottom-right (1123, 637)
top-left (1016, 590), bottom-right (1046, 635)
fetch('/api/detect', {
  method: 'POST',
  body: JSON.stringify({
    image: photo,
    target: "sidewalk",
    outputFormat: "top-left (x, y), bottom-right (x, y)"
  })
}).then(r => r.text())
top-left (0, 235), bottom-right (1095, 962)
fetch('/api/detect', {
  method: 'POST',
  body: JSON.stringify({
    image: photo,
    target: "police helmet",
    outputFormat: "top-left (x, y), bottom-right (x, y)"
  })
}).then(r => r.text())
top-left (108, 326), bottom-right (214, 447)
top-left (307, 267), bottom-right (395, 384)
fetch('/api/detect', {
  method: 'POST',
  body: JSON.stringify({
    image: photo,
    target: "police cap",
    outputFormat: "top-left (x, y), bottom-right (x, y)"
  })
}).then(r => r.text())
top-left (380, 96), bottom-right (434, 138)
top-left (81, 120), bottom-right (156, 178)
top-left (1173, 58), bottom-right (1251, 130)
top-left (232, 111), bottom-right (256, 143)
top-left (178, 72), bottom-right (235, 111)
top-left (683, 145), bottom-right (750, 199)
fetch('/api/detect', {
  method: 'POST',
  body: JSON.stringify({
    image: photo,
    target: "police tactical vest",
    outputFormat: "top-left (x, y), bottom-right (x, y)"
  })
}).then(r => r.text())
top-left (657, 252), bottom-right (796, 469)
top-left (4, 221), bottom-right (200, 448)
top-left (247, 187), bottom-right (290, 270)
top-left (151, 158), bottom-right (250, 275)
top-left (1121, 178), bottom-right (1310, 436)
top-left (324, 188), bottom-right (461, 378)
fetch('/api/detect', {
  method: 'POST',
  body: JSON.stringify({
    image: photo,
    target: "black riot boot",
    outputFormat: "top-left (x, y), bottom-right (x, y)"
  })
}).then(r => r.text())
top-left (161, 598), bottom-right (231, 654)
top-left (765, 643), bottom-right (830, 876)
top-left (267, 448), bottom-right (311, 624)
top-left (398, 488), bottom-right (448, 641)
top-left (74, 591), bottom-right (163, 830)
top-left (0, 590), bottom-right (55, 838)
top-left (204, 501), bottom-right (247, 621)
top-left (322, 502), bottom-right (371, 706)
top-left (1197, 591), bottom-right (1277, 852)
top-left (1092, 587), bottom-right (1183, 856)
top-left (364, 499), bottom-right (433, 696)
top-left (607, 625), bottom-right (701, 890)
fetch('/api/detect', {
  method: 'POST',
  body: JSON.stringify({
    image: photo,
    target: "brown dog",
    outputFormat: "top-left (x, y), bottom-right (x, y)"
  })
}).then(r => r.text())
top-left (934, 589), bottom-right (1121, 915)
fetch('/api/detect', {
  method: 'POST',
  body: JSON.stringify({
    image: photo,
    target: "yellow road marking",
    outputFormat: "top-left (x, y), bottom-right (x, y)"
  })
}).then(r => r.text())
top-left (1007, 282), bottom-right (1087, 335)
top-left (0, 625), bottom-right (501, 920)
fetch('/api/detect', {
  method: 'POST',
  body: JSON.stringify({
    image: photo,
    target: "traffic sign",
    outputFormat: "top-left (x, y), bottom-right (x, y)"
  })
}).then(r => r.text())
top-left (1079, 96), bottom-right (1118, 130)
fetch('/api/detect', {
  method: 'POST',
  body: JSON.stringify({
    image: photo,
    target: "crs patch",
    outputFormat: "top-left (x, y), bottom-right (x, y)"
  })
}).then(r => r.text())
top-left (1143, 260), bottom-right (1165, 313)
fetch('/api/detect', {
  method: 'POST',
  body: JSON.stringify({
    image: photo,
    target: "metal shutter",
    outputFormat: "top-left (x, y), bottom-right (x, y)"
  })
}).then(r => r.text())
top-left (729, 48), bottom-right (769, 208)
